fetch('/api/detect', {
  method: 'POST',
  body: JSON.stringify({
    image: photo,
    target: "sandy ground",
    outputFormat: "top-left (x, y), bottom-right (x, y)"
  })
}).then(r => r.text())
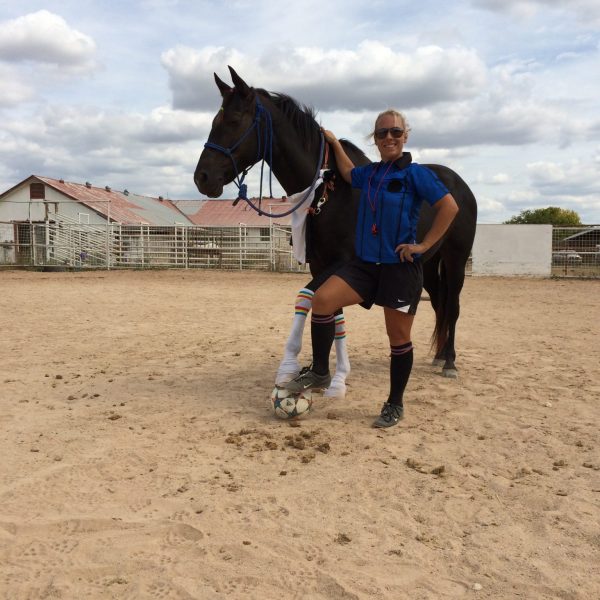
top-left (0, 269), bottom-right (599, 600)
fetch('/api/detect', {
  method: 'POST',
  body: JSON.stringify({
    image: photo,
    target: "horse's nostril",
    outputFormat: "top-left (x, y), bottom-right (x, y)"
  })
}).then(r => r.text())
top-left (194, 170), bottom-right (208, 192)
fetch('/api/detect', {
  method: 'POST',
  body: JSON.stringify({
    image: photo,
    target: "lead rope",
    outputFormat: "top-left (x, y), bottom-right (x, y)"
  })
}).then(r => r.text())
top-left (244, 131), bottom-right (325, 218)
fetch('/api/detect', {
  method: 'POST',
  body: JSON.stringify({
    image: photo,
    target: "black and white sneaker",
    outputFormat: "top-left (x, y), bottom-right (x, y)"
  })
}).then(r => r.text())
top-left (284, 367), bottom-right (331, 393)
top-left (373, 402), bottom-right (404, 428)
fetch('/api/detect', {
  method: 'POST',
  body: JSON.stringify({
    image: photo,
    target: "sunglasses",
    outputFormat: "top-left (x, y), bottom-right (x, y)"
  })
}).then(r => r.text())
top-left (374, 127), bottom-right (405, 140)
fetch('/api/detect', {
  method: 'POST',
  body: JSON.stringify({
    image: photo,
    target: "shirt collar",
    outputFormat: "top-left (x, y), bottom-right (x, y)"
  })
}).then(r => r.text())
top-left (393, 152), bottom-right (412, 170)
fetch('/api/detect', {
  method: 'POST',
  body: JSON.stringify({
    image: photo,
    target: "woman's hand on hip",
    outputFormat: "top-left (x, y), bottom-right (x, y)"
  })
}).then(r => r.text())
top-left (395, 242), bottom-right (427, 263)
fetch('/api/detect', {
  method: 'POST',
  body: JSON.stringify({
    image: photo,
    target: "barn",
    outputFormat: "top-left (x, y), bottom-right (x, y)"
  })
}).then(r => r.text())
top-left (0, 176), bottom-right (297, 270)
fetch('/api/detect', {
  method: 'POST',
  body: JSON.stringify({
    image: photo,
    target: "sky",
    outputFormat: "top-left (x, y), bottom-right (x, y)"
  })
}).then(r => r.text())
top-left (1, 0), bottom-right (599, 223)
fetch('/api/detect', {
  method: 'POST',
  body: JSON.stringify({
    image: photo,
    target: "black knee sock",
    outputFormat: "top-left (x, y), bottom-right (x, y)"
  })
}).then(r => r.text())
top-left (388, 342), bottom-right (413, 405)
top-left (311, 313), bottom-right (335, 375)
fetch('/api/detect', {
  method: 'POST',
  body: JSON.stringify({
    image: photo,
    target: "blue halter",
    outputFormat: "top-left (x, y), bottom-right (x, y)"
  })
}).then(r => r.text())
top-left (203, 96), bottom-right (325, 218)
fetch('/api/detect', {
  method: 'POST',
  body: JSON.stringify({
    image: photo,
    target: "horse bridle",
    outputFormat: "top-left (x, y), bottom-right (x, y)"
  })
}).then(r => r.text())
top-left (203, 96), bottom-right (326, 218)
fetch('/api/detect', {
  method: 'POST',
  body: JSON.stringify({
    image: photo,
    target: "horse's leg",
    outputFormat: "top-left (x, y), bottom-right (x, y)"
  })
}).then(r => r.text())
top-left (423, 254), bottom-right (446, 367)
top-left (275, 287), bottom-right (314, 385)
top-left (437, 255), bottom-right (467, 378)
top-left (324, 310), bottom-right (350, 398)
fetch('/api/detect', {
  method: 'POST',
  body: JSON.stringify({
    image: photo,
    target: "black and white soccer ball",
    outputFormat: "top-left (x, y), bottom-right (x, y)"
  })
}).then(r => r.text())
top-left (270, 386), bottom-right (312, 420)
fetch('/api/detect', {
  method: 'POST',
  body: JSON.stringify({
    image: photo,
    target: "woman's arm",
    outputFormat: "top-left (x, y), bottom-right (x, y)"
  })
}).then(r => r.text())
top-left (322, 129), bottom-right (354, 184)
top-left (395, 194), bottom-right (459, 262)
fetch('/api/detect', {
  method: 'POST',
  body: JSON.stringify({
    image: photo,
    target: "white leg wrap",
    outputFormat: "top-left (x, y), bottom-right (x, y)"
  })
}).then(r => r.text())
top-left (275, 289), bottom-right (313, 385)
top-left (324, 314), bottom-right (350, 398)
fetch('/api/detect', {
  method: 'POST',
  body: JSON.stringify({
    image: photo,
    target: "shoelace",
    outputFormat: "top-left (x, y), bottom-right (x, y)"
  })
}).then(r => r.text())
top-left (381, 403), bottom-right (402, 421)
top-left (294, 365), bottom-right (313, 382)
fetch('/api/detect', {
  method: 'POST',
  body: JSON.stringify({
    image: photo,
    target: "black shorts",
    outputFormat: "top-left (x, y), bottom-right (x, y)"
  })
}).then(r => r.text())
top-left (335, 257), bottom-right (424, 314)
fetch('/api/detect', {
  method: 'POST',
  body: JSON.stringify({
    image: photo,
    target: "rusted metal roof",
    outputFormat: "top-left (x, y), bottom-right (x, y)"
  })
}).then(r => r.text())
top-left (36, 177), bottom-right (189, 225)
top-left (1, 175), bottom-right (297, 227)
top-left (172, 197), bottom-right (294, 226)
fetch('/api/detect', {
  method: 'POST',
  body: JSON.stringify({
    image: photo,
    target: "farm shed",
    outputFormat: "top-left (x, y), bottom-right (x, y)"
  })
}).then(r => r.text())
top-left (0, 176), bottom-right (298, 270)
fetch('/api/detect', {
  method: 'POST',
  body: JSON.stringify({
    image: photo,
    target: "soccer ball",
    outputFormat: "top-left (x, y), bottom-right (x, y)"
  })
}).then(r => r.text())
top-left (270, 386), bottom-right (312, 420)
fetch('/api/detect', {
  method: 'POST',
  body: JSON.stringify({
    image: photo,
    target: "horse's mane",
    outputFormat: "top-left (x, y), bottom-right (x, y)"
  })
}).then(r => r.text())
top-left (257, 88), bottom-right (369, 164)
top-left (257, 89), bottom-right (319, 150)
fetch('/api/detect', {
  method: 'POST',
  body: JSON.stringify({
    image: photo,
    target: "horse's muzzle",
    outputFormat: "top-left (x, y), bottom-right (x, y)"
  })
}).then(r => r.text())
top-left (194, 169), bottom-right (224, 198)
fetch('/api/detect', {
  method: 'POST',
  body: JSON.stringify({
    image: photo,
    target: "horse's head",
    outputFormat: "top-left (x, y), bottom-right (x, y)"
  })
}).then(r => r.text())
top-left (194, 66), bottom-right (261, 197)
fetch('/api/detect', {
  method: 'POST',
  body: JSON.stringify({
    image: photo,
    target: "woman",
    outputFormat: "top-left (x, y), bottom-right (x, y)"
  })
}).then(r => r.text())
top-left (284, 109), bottom-right (459, 428)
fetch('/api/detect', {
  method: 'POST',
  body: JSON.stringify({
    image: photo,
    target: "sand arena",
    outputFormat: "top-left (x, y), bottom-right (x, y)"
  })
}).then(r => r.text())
top-left (1, 270), bottom-right (598, 599)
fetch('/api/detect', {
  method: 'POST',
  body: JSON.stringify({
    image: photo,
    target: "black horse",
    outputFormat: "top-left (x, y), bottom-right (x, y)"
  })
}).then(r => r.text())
top-left (194, 66), bottom-right (477, 392)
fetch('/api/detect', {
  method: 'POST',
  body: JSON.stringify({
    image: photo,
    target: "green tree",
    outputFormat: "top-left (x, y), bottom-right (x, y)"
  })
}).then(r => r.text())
top-left (504, 206), bottom-right (582, 226)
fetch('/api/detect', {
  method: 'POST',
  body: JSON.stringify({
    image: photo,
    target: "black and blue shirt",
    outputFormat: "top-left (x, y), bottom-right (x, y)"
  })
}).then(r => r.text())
top-left (351, 153), bottom-right (448, 263)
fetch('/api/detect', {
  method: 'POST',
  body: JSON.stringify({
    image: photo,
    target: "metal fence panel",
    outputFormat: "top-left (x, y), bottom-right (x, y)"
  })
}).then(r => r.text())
top-left (2, 221), bottom-right (598, 278)
top-left (0, 220), bottom-right (309, 273)
top-left (552, 226), bottom-right (600, 278)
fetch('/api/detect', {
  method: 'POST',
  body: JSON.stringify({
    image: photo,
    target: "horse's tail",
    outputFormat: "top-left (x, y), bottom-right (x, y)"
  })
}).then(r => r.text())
top-left (429, 260), bottom-right (449, 356)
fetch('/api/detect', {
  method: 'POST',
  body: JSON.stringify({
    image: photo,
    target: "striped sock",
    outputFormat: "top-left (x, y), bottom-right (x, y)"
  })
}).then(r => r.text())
top-left (388, 342), bottom-right (414, 406)
top-left (334, 313), bottom-right (346, 340)
top-left (311, 313), bottom-right (335, 375)
top-left (294, 288), bottom-right (314, 317)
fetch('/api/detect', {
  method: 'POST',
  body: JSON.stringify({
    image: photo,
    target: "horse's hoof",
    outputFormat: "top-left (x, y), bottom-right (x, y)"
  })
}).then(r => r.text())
top-left (432, 358), bottom-right (445, 367)
top-left (323, 384), bottom-right (346, 399)
top-left (442, 368), bottom-right (458, 379)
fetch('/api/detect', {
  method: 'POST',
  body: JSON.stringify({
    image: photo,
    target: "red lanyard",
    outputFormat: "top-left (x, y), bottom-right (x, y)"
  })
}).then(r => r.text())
top-left (366, 161), bottom-right (394, 235)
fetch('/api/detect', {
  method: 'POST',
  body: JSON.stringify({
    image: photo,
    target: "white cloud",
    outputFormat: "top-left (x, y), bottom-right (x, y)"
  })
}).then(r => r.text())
top-left (472, 0), bottom-right (600, 23)
top-left (1, 1), bottom-right (600, 223)
top-left (474, 194), bottom-right (508, 223)
top-left (527, 159), bottom-right (600, 195)
top-left (527, 161), bottom-right (565, 185)
top-left (0, 10), bottom-right (96, 69)
top-left (162, 42), bottom-right (487, 111)
top-left (0, 102), bottom-right (214, 198)
top-left (0, 64), bottom-right (33, 106)
top-left (491, 173), bottom-right (510, 184)
top-left (159, 40), bottom-right (591, 153)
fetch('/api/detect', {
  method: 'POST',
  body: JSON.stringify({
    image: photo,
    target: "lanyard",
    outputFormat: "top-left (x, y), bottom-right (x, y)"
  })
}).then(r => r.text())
top-left (366, 161), bottom-right (394, 235)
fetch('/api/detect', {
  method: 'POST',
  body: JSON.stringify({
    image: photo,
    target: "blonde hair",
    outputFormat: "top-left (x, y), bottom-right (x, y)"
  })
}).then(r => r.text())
top-left (367, 109), bottom-right (411, 141)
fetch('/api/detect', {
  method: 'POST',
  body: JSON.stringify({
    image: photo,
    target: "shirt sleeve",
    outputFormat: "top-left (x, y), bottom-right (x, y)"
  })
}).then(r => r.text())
top-left (350, 164), bottom-right (371, 189)
top-left (411, 165), bottom-right (449, 206)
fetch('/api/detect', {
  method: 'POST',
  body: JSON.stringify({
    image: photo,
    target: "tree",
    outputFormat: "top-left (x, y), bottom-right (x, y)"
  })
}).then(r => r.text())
top-left (504, 206), bottom-right (582, 226)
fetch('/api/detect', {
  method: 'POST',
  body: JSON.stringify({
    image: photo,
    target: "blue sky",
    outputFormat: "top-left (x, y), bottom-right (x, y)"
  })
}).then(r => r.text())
top-left (1, 0), bottom-right (599, 223)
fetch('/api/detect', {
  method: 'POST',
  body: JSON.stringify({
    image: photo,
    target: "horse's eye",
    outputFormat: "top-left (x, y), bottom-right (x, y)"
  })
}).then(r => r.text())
top-left (224, 112), bottom-right (243, 126)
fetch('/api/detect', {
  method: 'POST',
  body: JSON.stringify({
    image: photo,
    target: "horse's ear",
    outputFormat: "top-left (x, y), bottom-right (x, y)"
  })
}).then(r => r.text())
top-left (228, 66), bottom-right (251, 99)
top-left (214, 73), bottom-right (232, 97)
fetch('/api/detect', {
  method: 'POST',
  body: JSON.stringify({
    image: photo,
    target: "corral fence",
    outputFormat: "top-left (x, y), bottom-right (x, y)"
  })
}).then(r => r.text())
top-left (551, 226), bottom-right (600, 278)
top-left (0, 219), bottom-right (308, 273)
top-left (1, 221), bottom-right (599, 278)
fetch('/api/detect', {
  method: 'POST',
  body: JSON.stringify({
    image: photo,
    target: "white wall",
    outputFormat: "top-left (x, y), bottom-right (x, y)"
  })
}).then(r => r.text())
top-left (0, 182), bottom-right (108, 226)
top-left (0, 184), bottom-right (43, 223)
top-left (472, 224), bottom-right (552, 277)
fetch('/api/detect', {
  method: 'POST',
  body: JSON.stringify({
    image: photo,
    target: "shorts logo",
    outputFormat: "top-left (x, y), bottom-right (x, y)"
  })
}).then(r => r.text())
top-left (395, 299), bottom-right (411, 313)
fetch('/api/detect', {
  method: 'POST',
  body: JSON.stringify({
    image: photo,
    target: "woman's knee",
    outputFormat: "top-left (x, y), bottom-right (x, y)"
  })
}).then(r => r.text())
top-left (387, 332), bottom-right (412, 346)
top-left (313, 276), bottom-right (360, 314)
top-left (384, 310), bottom-right (414, 345)
top-left (312, 289), bottom-right (335, 314)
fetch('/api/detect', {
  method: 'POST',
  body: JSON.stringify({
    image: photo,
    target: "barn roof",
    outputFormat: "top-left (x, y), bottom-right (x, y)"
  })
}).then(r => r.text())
top-left (0, 175), bottom-right (297, 227)
top-left (171, 197), bottom-right (295, 226)
top-left (36, 177), bottom-right (190, 225)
